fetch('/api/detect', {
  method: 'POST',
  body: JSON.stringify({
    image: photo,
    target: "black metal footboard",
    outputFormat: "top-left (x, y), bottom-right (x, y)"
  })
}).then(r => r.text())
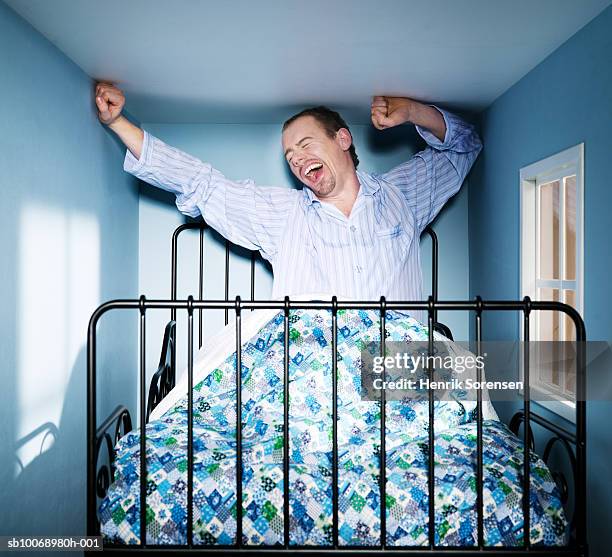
top-left (87, 296), bottom-right (587, 556)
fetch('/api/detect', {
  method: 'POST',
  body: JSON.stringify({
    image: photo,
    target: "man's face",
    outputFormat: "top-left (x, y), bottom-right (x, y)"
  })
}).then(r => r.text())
top-left (282, 115), bottom-right (351, 198)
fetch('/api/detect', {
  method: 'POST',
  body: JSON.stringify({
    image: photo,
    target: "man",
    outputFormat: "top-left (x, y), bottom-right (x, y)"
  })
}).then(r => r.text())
top-left (95, 83), bottom-right (481, 323)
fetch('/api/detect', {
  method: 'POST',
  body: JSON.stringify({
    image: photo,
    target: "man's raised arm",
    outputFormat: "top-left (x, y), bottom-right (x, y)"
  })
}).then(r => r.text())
top-left (94, 82), bottom-right (296, 261)
top-left (372, 96), bottom-right (482, 235)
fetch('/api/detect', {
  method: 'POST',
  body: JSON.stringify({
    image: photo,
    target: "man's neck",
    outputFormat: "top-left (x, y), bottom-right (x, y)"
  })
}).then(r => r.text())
top-left (318, 171), bottom-right (361, 218)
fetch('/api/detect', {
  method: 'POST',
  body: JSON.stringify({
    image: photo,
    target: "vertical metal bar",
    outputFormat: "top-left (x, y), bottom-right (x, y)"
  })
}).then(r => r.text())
top-left (522, 297), bottom-right (531, 549)
top-left (250, 252), bottom-right (256, 312)
top-left (199, 228), bottom-right (204, 349)
top-left (171, 320), bottom-right (176, 391)
top-left (475, 297), bottom-right (484, 548)
top-left (283, 297), bottom-right (291, 548)
top-left (187, 297), bottom-right (194, 547)
top-left (331, 297), bottom-right (339, 549)
top-left (87, 314), bottom-right (99, 536)
top-left (574, 312), bottom-right (587, 552)
top-left (235, 296), bottom-right (243, 546)
top-left (427, 296), bottom-right (435, 548)
top-left (138, 296), bottom-right (147, 547)
top-left (171, 229), bottom-right (179, 324)
top-left (428, 227), bottom-right (439, 324)
top-left (225, 241), bottom-right (230, 326)
top-left (379, 297), bottom-right (387, 548)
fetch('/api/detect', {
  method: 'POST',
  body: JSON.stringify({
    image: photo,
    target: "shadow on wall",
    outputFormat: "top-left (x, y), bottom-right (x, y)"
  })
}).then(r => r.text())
top-left (6, 348), bottom-right (87, 538)
top-left (0, 116), bottom-right (138, 536)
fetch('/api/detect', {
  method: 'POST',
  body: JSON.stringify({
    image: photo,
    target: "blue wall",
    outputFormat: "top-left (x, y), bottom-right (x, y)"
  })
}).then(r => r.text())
top-left (136, 121), bottom-right (473, 373)
top-left (0, 1), bottom-right (139, 544)
top-left (470, 6), bottom-right (612, 555)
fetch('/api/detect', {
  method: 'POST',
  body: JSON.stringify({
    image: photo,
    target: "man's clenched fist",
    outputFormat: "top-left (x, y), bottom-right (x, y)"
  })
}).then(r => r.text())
top-left (371, 96), bottom-right (414, 130)
top-left (95, 83), bottom-right (125, 125)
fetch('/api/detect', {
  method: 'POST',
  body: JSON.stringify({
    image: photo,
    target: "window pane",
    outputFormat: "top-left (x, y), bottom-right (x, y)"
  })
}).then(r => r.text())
top-left (539, 180), bottom-right (560, 279)
top-left (563, 290), bottom-right (576, 396)
top-left (564, 289), bottom-right (576, 341)
top-left (537, 287), bottom-right (560, 341)
top-left (565, 175), bottom-right (576, 280)
top-left (538, 288), bottom-right (561, 387)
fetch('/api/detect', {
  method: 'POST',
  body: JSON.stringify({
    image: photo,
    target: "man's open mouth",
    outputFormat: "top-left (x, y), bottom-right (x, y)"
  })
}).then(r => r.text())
top-left (303, 161), bottom-right (324, 184)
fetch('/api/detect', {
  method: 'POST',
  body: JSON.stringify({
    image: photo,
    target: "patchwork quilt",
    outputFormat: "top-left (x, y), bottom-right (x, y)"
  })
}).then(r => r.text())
top-left (99, 308), bottom-right (568, 547)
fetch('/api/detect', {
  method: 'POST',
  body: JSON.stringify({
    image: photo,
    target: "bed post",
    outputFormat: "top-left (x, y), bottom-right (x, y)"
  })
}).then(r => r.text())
top-left (475, 296), bottom-right (484, 548)
top-left (573, 306), bottom-right (588, 556)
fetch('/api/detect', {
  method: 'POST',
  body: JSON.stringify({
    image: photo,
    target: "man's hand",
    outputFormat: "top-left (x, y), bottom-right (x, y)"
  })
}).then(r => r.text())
top-left (371, 95), bottom-right (447, 142)
top-left (94, 82), bottom-right (144, 159)
top-left (95, 82), bottom-right (125, 125)
top-left (371, 96), bottom-right (414, 130)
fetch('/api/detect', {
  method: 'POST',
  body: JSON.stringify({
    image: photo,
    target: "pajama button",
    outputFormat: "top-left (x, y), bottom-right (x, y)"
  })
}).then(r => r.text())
top-left (350, 225), bottom-right (357, 232)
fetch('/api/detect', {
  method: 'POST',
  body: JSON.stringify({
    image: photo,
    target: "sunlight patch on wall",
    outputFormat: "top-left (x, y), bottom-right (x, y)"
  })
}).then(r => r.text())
top-left (16, 204), bottom-right (99, 473)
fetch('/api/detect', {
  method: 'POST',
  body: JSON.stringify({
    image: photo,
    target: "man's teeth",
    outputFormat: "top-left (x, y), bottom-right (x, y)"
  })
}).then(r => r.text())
top-left (305, 163), bottom-right (323, 177)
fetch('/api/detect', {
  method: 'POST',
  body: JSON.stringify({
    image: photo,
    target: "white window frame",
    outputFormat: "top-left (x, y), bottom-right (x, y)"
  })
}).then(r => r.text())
top-left (519, 143), bottom-right (584, 423)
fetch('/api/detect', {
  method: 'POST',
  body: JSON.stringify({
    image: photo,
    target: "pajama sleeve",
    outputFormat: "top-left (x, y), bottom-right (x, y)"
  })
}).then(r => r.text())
top-left (124, 131), bottom-right (297, 261)
top-left (379, 107), bottom-right (482, 236)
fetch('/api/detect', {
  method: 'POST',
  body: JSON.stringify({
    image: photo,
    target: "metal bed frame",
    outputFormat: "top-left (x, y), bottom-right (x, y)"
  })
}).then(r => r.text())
top-left (87, 223), bottom-right (587, 556)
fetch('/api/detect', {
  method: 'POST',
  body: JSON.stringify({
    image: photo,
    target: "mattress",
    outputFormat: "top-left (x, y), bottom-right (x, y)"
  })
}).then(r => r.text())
top-left (99, 305), bottom-right (568, 547)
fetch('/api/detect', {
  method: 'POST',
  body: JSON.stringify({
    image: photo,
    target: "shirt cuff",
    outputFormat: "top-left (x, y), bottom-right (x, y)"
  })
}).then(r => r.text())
top-left (415, 105), bottom-right (453, 149)
top-left (123, 130), bottom-right (151, 175)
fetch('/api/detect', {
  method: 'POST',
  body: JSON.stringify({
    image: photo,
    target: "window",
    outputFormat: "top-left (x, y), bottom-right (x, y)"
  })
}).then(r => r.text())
top-left (520, 144), bottom-right (584, 422)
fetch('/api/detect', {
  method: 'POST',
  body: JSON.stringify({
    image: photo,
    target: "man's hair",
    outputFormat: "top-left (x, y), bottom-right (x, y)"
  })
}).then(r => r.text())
top-left (282, 106), bottom-right (359, 168)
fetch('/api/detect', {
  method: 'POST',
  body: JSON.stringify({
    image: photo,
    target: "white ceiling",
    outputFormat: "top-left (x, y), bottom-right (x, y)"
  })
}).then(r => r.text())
top-left (5, 0), bottom-right (611, 123)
